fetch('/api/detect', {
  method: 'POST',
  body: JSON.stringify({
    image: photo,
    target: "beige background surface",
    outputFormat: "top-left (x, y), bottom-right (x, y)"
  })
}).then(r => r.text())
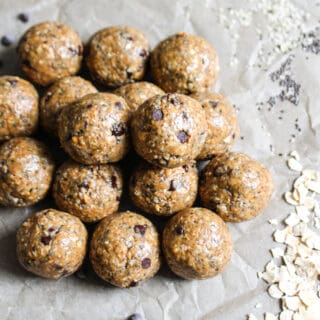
top-left (0, 0), bottom-right (319, 319)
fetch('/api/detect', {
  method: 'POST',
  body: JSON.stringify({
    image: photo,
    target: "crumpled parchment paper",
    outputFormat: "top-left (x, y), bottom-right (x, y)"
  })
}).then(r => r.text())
top-left (0, 0), bottom-right (320, 319)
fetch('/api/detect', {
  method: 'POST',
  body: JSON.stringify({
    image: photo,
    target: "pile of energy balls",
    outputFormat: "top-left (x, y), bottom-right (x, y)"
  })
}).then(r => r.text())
top-left (0, 22), bottom-right (273, 287)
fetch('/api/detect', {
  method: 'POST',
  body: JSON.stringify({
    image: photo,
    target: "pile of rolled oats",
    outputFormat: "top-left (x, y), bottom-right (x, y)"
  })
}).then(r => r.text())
top-left (249, 151), bottom-right (320, 319)
top-left (218, 0), bottom-right (312, 67)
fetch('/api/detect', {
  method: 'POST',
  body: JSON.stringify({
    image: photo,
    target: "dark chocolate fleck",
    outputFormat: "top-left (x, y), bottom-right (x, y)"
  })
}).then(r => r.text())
top-left (111, 123), bottom-right (126, 136)
top-left (175, 225), bottom-right (184, 235)
top-left (177, 130), bottom-right (189, 143)
top-left (115, 101), bottom-right (123, 109)
top-left (141, 258), bottom-right (151, 269)
top-left (17, 13), bottom-right (29, 23)
top-left (139, 49), bottom-right (147, 57)
top-left (182, 165), bottom-right (189, 172)
top-left (7, 79), bottom-right (17, 87)
top-left (129, 281), bottom-right (139, 288)
top-left (134, 224), bottom-right (147, 236)
top-left (209, 100), bottom-right (218, 108)
top-left (111, 175), bottom-right (117, 189)
top-left (169, 180), bottom-right (178, 191)
top-left (68, 47), bottom-right (78, 56)
top-left (40, 236), bottom-right (51, 245)
top-left (152, 109), bottom-right (163, 121)
top-left (1, 35), bottom-right (13, 47)
top-left (127, 71), bottom-right (133, 79)
top-left (86, 104), bottom-right (93, 109)
top-left (169, 96), bottom-right (179, 105)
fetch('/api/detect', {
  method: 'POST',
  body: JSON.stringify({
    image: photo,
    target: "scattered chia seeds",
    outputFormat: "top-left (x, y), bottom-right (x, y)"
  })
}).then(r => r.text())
top-left (1, 35), bottom-right (13, 47)
top-left (302, 31), bottom-right (320, 54)
top-left (17, 13), bottom-right (29, 23)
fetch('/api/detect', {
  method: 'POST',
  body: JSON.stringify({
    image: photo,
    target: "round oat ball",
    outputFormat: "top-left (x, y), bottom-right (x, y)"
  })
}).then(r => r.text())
top-left (16, 209), bottom-right (87, 279)
top-left (129, 161), bottom-right (198, 216)
top-left (40, 76), bottom-right (97, 138)
top-left (151, 32), bottom-right (219, 94)
top-left (190, 92), bottom-right (239, 159)
top-left (90, 211), bottom-right (161, 288)
top-left (200, 152), bottom-right (273, 222)
top-left (163, 207), bottom-right (233, 280)
top-left (86, 26), bottom-right (150, 88)
top-left (18, 21), bottom-right (83, 86)
top-left (114, 81), bottom-right (164, 115)
top-left (0, 76), bottom-right (38, 141)
top-left (131, 93), bottom-right (207, 167)
top-left (0, 137), bottom-right (55, 207)
top-left (58, 93), bottom-right (130, 164)
top-left (53, 160), bottom-right (123, 223)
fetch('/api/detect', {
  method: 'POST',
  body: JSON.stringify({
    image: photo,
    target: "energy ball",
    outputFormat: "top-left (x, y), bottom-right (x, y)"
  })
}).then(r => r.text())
top-left (129, 161), bottom-right (198, 216)
top-left (53, 160), bottom-right (123, 223)
top-left (151, 32), bottom-right (219, 94)
top-left (200, 152), bottom-right (273, 222)
top-left (0, 137), bottom-right (55, 207)
top-left (163, 207), bottom-right (233, 280)
top-left (86, 26), bottom-right (150, 88)
top-left (40, 76), bottom-right (97, 138)
top-left (114, 81), bottom-right (164, 115)
top-left (190, 92), bottom-right (239, 159)
top-left (131, 93), bottom-right (207, 168)
top-left (58, 93), bottom-right (130, 164)
top-left (18, 21), bottom-right (83, 86)
top-left (90, 211), bottom-right (161, 288)
top-left (0, 76), bottom-right (38, 141)
top-left (16, 209), bottom-right (87, 279)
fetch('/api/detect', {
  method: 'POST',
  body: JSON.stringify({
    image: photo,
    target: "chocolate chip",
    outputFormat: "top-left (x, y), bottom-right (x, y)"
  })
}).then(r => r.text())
top-left (1, 35), bottom-right (13, 47)
top-left (152, 109), bottom-right (163, 121)
top-left (17, 13), bottom-right (29, 23)
top-left (182, 165), bottom-right (189, 172)
top-left (139, 49), bottom-right (147, 57)
top-left (177, 131), bottom-right (189, 143)
top-left (127, 313), bottom-right (142, 320)
top-left (169, 180), bottom-right (178, 191)
top-left (86, 104), bottom-right (93, 109)
top-left (182, 111), bottom-right (188, 121)
top-left (126, 71), bottom-right (133, 79)
top-left (129, 281), bottom-right (139, 288)
top-left (111, 175), bottom-right (117, 188)
top-left (7, 79), bottom-right (17, 87)
top-left (209, 100), bottom-right (218, 108)
top-left (115, 101), bottom-right (123, 109)
top-left (175, 225), bottom-right (184, 235)
top-left (141, 258), bottom-right (151, 269)
top-left (40, 236), bottom-right (51, 245)
top-left (48, 227), bottom-right (56, 233)
top-left (134, 224), bottom-right (147, 235)
top-left (111, 123), bottom-right (126, 136)
top-left (80, 181), bottom-right (89, 189)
